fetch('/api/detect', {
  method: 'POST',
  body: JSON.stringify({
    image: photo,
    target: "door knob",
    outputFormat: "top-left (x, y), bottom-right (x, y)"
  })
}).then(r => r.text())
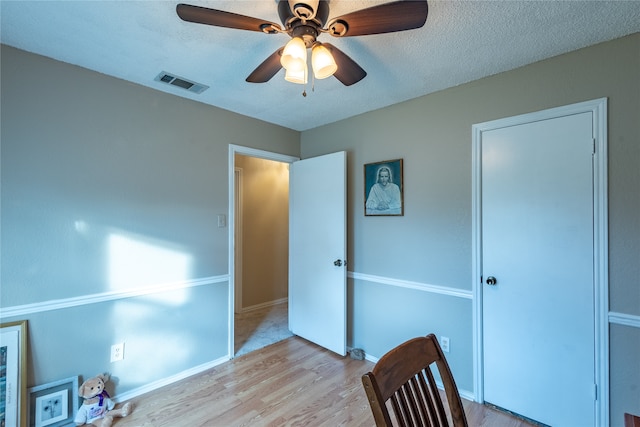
top-left (486, 276), bottom-right (497, 285)
top-left (334, 259), bottom-right (346, 267)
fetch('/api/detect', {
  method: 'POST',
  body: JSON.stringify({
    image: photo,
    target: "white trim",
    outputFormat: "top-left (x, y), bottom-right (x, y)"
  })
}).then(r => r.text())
top-left (0, 275), bottom-right (227, 319)
top-left (609, 311), bottom-right (640, 328)
top-left (112, 355), bottom-right (229, 403)
top-left (471, 98), bottom-right (609, 426)
top-left (228, 144), bottom-right (299, 359)
top-left (237, 298), bottom-right (288, 314)
top-left (229, 145), bottom-right (299, 164)
top-left (458, 388), bottom-right (475, 402)
top-left (349, 272), bottom-right (472, 299)
top-left (592, 99), bottom-right (610, 427)
top-left (471, 121), bottom-right (484, 405)
top-left (234, 167), bottom-right (244, 314)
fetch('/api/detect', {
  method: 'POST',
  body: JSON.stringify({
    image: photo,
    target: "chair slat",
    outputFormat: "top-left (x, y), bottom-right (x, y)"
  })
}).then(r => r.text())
top-left (425, 365), bottom-right (449, 425)
top-left (416, 370), bottom-right (438, 426)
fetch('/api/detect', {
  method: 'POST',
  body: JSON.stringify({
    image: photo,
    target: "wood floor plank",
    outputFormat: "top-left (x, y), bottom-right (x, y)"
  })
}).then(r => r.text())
top-left (121, 336), bottom-right (535, 427)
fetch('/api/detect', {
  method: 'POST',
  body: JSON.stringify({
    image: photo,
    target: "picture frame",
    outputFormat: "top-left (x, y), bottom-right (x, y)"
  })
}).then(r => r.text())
top-left (364, 159), bottom-right (404, 216)
top-left (28, 376), bottom-right (79, 427)
top-left (1, 320), bottom-right (29, 427)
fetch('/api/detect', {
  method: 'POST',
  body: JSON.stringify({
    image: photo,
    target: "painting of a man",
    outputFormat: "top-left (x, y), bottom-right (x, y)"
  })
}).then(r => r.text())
top-left (364, 159), bottom-right (403, 216)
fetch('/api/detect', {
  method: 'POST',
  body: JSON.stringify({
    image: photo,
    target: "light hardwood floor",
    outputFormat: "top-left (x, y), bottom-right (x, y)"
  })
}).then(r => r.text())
top-left (120, 336), bottom-right (534, 427)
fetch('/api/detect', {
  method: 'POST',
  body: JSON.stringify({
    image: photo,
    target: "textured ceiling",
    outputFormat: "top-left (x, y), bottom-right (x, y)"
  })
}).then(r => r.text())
top-left (1, 1), bottom-right (639, 131)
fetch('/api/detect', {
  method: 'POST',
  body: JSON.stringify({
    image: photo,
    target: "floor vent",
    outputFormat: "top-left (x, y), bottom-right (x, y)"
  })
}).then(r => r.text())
top-left (154, 71), bottom-right (208, 94)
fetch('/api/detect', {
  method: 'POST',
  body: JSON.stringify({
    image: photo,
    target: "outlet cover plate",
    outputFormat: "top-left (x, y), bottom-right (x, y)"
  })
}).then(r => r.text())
top-left (440, 336), bottom-right (450, 353)
top-left (111, 342), bottom-right (125, 362)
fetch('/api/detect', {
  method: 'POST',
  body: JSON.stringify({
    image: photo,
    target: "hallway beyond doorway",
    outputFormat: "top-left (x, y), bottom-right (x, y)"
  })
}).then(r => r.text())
top-left (235, 301), bottom-right (292, 356)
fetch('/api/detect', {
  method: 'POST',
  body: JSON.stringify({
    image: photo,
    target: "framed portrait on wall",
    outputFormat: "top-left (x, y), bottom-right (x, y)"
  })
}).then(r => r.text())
top-left (364, 159), bottom-right (404, 216)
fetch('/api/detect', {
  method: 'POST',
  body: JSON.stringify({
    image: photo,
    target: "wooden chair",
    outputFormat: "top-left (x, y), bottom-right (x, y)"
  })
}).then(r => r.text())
top-left (362, 334), bottom-right (468, 427)
top-left (625, 413), bottom-right (640, 427)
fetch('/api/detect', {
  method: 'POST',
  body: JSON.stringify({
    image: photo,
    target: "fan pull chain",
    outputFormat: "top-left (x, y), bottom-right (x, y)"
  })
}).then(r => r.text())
top-left (302, 75), bottom-right (314, 97)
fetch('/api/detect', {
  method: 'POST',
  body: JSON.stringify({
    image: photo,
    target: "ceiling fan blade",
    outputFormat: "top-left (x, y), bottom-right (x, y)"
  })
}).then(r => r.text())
top-left (246, 48), bottom-right (284, 83)
top-left (177, 3), bottom-right (280, 33)
top-left (327, 0), bottom-right (428, 37)
top-left (323, 43), bottom-right (367, 86)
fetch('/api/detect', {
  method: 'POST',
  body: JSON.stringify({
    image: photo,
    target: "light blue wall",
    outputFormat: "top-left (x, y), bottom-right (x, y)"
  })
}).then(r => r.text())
top-left (349, 280), bottom-right (473, 391)
top-left (0, 44), bottom-right (299, 391)
top-left (302, 33), bottom-right (640, 426)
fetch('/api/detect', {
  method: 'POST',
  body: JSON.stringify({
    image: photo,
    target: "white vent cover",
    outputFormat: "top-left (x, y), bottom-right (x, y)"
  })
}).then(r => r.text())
top-left (154, 71), bottom-right (208, 94)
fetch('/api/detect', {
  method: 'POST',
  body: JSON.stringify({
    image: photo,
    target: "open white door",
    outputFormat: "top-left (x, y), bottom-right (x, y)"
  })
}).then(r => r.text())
top-left (289, 151), bottom-right (347, 356)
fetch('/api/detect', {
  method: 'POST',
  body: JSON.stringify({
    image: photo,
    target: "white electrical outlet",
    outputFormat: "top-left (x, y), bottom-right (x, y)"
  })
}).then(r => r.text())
top-left (440, 336), bottom-right (450, 353)
top-left (111, 342), bottom-right (125, 362)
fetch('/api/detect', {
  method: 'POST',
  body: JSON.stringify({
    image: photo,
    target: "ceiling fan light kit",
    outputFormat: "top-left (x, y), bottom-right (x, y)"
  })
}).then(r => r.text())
top-left (280, 38), bottom-right (338, 84)
top-left (176, 0), bottom-right (428, 87)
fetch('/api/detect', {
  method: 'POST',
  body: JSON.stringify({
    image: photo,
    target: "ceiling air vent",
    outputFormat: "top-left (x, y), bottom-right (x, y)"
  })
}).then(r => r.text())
top-left (154, 71), bottom-right (208, 94)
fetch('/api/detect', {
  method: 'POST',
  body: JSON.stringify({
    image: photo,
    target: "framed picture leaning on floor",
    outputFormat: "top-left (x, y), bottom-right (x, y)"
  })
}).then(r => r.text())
top-left (1, 320), bottom-right (28, 427)
top-left (28, 376), bottom-right (79, 427)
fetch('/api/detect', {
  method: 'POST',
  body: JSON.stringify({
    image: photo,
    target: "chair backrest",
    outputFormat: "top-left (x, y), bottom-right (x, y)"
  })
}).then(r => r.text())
top-left (625, 413), bottom-right (640, 427)
top-left (362, 334), bottom-right (468, 427)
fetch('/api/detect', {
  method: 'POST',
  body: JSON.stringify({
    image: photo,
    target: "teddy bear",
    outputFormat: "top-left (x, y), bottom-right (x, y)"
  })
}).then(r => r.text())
top-left (74, 373), bottom-right (132, 427)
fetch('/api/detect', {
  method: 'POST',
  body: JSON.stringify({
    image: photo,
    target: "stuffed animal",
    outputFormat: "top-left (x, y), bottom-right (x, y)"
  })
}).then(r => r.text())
top-left (74, 373), bottom-right (132, 427)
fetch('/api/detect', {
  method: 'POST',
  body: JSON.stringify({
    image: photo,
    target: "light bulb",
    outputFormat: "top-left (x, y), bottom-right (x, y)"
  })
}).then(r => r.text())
top-left (281, 37), bottom-right (307, 71)
top-left (311, 43), bottom-right (337, 79)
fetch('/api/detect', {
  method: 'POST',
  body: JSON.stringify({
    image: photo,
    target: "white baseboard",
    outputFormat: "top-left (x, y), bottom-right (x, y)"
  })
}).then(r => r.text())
top-left (238, 297), bottom-right (288, 314)
top-left (113, 355), bottom-right (229, 403)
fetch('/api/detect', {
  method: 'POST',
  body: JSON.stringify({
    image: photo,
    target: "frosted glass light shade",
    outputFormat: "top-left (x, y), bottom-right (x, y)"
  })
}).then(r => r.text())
top-left (311, 43), bottom-right (337, 79)
top-left (285, 66), bottom-right (308, 84)
top-left (281, 37), bottom-right (307, 71)
top-left (285, 57), bottom-right (307, 75)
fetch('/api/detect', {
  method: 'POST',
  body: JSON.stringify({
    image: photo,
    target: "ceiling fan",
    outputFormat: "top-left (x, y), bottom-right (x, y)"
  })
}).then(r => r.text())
top-left (176, 0), bottom-right (428, 86)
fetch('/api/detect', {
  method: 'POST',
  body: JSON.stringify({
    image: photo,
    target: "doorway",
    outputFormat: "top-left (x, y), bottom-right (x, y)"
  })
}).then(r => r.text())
top-left (228, 146), bottom-right (299, 357)
top-left (472, 98), bottom-right (609, 426)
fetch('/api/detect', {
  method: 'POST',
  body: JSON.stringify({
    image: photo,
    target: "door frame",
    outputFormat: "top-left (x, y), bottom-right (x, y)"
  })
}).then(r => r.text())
top-left (228, 144), bottom-right (299, 358)
top-left (471, 98), bottom-right (609, 425)
top-left (233, 167), bottom-right (243, 314)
